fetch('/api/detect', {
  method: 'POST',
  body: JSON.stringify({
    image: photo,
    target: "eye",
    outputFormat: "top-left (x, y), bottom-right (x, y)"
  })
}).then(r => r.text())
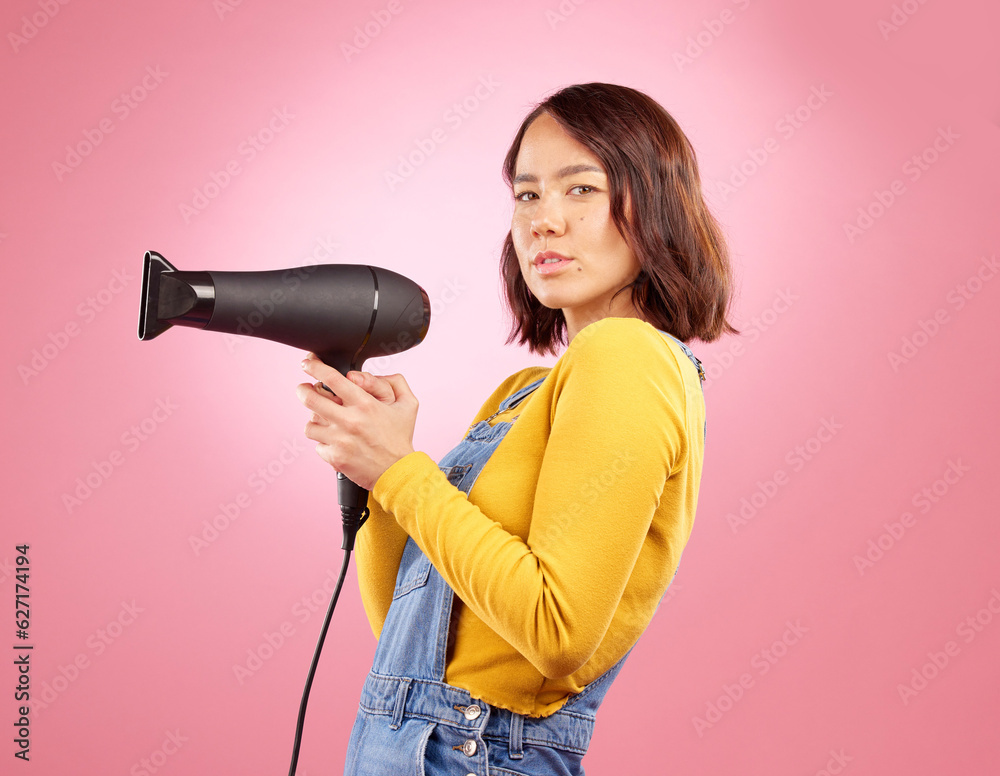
top-left (513, 190), bottom-right (537, 202)
top-left (570, 185), bottom-right (596, 195)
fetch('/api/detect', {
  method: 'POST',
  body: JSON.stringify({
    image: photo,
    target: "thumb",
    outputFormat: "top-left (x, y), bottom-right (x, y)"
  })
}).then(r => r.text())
top-left (379, 373), bottom-right (418, 406)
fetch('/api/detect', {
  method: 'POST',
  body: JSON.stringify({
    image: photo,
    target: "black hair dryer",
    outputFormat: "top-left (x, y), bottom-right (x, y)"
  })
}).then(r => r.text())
top-left (137, 250), bottom-right (431, 547)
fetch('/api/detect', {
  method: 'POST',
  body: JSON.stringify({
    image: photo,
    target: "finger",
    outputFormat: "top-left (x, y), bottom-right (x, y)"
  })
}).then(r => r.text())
top-left (311, 440), bottom-right (340, 471)
top-left (295, 381), bottom-right (344, 418)
top-left (301, 354), bottom-right (368, 404)
top-left (317, 382), bottom-right (344, 405)
top-left (303, 418), bottom-right (325, 443)
top-left (348, 371), bottom-right (396, 403)
top-left (304, 415), bottom-right (339, 445)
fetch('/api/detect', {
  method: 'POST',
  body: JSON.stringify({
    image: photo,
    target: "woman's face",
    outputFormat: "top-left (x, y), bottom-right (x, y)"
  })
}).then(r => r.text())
top-left (510, 112), bottom-right (642, 339)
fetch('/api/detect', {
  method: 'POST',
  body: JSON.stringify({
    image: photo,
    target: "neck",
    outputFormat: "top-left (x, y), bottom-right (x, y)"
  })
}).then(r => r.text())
top-left (564, 305), bottom-right (646, 344)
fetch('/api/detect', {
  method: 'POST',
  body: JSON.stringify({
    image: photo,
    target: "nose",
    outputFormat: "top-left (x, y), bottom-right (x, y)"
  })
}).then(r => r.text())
top-left (530, 194), bottom-right (565, 238)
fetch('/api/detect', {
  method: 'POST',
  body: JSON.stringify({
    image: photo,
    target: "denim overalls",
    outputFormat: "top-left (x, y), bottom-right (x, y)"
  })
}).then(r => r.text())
top-left (344, 332), bottom-right (704, 776)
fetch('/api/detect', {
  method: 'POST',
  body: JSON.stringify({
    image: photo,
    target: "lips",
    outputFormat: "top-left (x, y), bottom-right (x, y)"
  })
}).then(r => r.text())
top-left (532, 250), bottom-right (574, 275)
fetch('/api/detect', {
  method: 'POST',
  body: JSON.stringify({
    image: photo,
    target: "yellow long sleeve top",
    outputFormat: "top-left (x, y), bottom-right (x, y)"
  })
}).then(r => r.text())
top-left (356, 317), bottom-right (706, 717)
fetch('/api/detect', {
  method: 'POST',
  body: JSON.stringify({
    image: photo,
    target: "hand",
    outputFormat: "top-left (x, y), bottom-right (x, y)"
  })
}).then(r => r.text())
top-left (296, 353), bottom-right (418, 490)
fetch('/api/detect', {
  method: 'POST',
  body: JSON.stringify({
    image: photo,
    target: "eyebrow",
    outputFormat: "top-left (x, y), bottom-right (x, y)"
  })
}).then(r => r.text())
top-left (512, 164), bottom-right (605, 185)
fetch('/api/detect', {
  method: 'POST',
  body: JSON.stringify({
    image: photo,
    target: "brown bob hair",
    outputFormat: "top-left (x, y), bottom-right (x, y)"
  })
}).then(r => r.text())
top-left (500, 83), bottom-right (737, 354)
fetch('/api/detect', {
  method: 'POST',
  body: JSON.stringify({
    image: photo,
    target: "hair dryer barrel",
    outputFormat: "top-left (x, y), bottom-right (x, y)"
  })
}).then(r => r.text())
top-left (138, 251), bottom-right (430, 373)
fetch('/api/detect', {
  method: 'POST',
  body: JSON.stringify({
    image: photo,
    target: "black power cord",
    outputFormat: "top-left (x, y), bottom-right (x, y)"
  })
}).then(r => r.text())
top-left (286, 500), bottom-right (369, 776)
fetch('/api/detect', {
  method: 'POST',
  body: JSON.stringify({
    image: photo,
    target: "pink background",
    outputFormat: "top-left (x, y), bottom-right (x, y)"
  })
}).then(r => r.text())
top-left (3, 0), bottom-right (999, 773)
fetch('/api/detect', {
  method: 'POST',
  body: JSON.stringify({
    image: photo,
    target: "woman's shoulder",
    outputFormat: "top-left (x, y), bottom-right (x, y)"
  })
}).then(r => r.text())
top-left (561, 317), bottom-right (691, 379)
top-left (548, 318), bottom-right (702, 460)
top-left (488, 365), bottom-right (552, 402)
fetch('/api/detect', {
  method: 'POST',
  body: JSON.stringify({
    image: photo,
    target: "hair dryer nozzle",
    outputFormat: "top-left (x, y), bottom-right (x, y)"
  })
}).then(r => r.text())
top-left (139, 251), bottom-right (215, 341)
top-left (138, 251), bottom-right (175, 341)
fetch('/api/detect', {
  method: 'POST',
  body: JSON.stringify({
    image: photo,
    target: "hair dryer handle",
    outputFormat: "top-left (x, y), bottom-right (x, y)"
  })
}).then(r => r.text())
top-left (336, 471), bottom-right (369, 551)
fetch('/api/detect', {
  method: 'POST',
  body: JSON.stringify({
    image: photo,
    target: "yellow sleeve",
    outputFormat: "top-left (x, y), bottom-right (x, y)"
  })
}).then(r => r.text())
top-left (353, 367), bottom-right (550, 640)
top-left (371, 318), bottom-right (690, 678)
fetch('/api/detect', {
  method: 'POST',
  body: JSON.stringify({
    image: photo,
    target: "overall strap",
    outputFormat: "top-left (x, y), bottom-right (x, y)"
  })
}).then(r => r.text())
top-left (658, 330), bottom-right (706, 387)
top-left (658, 330), bottom-right (707, 441)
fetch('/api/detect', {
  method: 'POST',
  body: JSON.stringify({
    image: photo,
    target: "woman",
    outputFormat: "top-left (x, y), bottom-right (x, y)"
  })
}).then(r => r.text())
top-left (297, 82), bottom-right (736, 775)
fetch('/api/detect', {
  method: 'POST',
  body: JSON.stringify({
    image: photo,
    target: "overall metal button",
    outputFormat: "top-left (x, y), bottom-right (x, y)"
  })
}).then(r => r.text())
top-left (463, 704), bottom-right (482, 720)
top-left (461, 739), bottom-right (478, 756)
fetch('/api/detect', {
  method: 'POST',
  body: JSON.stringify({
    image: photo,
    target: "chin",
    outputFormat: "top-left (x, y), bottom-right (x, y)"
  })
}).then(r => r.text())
top-left (529, 292), bottom-right (572, 312)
